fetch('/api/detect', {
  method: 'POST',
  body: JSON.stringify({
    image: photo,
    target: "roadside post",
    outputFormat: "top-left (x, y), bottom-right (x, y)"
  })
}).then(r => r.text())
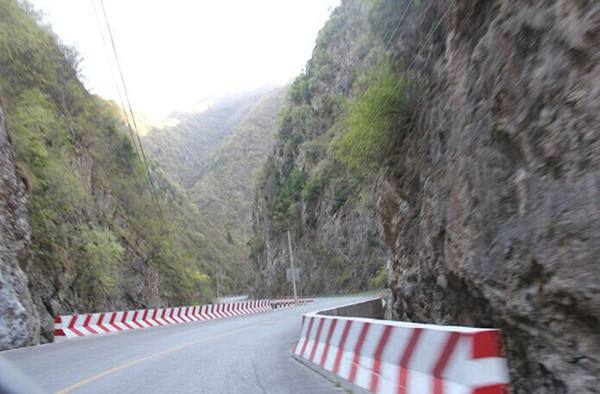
top-left (286, 228), bottom-right (299, 305)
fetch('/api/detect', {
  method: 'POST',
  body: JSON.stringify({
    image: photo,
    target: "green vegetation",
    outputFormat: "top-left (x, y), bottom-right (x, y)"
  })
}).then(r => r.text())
top-left (0, 0), bottom-right (217, 318)
top-left (252, 0), bottom-right (400, 295)
top-left (332, 62), bottom-right (416, 174)
top-left (301, 159), bottom-right (331, 207)
top-left (260, 0), bottom-right (420, 226)
top-left (187, 88), bottom-right (287, 291)
top-left (264, 64), bottom-right (415, 228)
top-left (74, 228), bottom-right (124, 298)
top-left (371, 263), bottom-right (388, 289)
top-left (250, 0), bottom-right (430, 296)
top-left (143, 92), bottom-right (262, 188)
top-left (331, 176), bottom-right (360, 213)
top-left (272, 168), bottom-right (307, 223)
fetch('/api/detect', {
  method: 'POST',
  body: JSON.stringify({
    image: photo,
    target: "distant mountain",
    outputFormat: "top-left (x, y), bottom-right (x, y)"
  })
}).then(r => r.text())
top-left (143, 91), bottom-right (268, 188)
top-left (190, 87), bottom-right (287, 282)
top-left (143, 87), bottom-right (287, 291)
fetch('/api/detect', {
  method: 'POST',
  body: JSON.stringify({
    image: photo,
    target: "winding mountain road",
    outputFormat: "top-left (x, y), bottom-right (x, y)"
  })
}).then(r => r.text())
top-left (1, 297), bottom-right (365, 394)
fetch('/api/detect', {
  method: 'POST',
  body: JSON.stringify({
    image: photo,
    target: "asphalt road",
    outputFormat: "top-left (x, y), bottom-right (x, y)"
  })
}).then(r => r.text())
top-left (1, 296), bottom-right (365, 394)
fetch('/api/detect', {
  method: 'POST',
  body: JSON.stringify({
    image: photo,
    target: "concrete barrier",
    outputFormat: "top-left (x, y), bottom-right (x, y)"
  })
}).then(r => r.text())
top-left (293, 298), bottom-right (509, 393)
top-left (318, 298), bottom-right (384, 319)
top-left (54, 300), bottom-right (271, 342)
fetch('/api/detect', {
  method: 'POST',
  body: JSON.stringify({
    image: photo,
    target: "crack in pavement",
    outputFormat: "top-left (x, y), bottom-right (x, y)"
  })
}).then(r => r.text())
top-left (252, 361), bottom-right (268, 394)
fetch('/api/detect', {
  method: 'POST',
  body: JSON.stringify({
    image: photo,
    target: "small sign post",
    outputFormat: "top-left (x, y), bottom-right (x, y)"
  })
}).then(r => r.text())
top-left (286, 268), bottom-right (301, 282)
top-left (287, 228), bottom-right (299, 304)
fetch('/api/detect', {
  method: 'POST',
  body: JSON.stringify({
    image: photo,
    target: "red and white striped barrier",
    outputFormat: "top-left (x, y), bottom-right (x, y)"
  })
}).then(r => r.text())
top-left (54, 300), bottom-right (271, 341)
top-left (293, 301), bottom-right (509, 393)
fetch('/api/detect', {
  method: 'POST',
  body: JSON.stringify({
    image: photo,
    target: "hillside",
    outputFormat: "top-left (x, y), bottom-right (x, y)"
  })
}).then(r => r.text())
top-left (0, 0), bottom-right (219, 344)
top-left (189, 87), bottom-right (286, 287)
top-left (143, 91), bottom-right (265, 188)
top-left (251, 0), bottom-right (387, 297)
top-left (142, 86), bottom-right (286, 291)
top-left (143, 81), bottom-right (286, 293)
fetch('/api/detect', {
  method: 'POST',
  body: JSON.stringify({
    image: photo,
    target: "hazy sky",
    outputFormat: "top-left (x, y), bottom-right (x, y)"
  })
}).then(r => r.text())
top-left (31, 0), bottom-right (340, 121)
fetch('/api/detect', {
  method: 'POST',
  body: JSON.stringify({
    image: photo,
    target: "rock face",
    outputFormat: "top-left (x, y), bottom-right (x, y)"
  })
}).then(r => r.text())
top-left (0, 104), bottom-right (40, 350)
top-left (379, 1), bottom-right (600, 392)
top-left (253, 185), bottom-right (386, 296)
top-left (251, 0), bottom-right (387, 297)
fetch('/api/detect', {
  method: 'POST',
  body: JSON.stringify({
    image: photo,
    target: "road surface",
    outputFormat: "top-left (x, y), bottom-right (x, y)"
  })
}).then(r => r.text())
top-left (1, 296), bottom-right (365, 394)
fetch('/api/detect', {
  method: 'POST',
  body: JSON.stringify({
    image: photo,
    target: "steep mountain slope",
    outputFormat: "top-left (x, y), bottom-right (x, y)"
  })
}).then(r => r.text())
top-left (143, 91), bottom-right (265, 188)
top-left (0, 0), bottom-right (216, 344)
top-left (374, 1), bottom-right (600, 392)
top-left (251, 0), bottom-right (387, 297)
top-left (143, 86), bottom-right (286, 292)
top-left (254, 0), bottom-right (600, 392)
top-left (0, 102), bottom-right (40, 350)
top-left (189, 87), bottom-right (286, 288)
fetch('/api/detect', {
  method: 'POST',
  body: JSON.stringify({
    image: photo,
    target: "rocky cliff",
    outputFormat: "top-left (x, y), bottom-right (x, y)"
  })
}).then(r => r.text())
top-left (251, 0), bottom-right (387, 297)
top-left (0, 103), bottom-right (40, 350)
top-left (254, 0), bottom-right (599, 391)
top-left (376, 0), bottom-right (600, 392)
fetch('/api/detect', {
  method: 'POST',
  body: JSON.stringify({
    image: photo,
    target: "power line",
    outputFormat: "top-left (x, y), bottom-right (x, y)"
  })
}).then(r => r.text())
top-left (346, 0), bottom-right (415, 142)
top-left (365, 3), bottom-right (452, 141)
top-left (98, 0), bottom-right (164, 220)
top-left (90, 0), bottom-right (138, 153)
top-left (377, 0), bottom-right (413, 54)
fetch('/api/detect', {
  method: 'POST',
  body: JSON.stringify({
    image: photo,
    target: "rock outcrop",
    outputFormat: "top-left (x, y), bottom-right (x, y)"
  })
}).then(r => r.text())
top-left (379, 1), bottom-right (600, 392)
top-left (0, 103), bottom-right (40, 350)
top-left (251, 0), bottom-right (387, 297)
top-left (254, 0), bottom-right (599, 390)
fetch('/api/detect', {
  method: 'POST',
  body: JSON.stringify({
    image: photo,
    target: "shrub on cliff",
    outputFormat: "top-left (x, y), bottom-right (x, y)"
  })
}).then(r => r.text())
top-left (74, 228), bottom-right (124, 298)
top-left (332, 62), bottom-right (416, 175)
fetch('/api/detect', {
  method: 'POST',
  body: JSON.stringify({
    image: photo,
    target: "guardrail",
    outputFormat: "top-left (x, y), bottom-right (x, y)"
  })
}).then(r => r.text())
top-left (54, 298), bottom-right (314, 342)
top-left (292, 298), bottom-right (509, 394)
top-left (54, 300), bottom-right (271, 341)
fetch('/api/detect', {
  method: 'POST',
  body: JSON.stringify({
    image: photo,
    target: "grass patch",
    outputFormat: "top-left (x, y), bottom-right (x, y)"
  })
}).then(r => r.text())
top-left (332, 61), bottom-right (417, 175)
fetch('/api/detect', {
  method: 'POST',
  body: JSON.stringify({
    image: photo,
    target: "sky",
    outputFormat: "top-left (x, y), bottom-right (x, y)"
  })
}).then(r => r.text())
top-left (30, 0), bottom-right (340, 122)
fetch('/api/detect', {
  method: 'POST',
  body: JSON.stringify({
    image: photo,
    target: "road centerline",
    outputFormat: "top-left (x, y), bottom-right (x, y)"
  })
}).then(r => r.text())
top-left (54, 325), bottom-right (249, 394)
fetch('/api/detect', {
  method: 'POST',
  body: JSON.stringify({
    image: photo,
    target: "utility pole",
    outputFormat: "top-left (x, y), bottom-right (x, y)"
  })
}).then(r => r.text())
top-left (287, 228), bottom-right (299, 304)
top-left (216, 273), bottom-right (220, 301)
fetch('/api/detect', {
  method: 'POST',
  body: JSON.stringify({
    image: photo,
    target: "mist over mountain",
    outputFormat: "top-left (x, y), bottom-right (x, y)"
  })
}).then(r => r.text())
top-left (142, 87), bottom-right (287, 290)
top-left (143, 90), bottom-right (270, 188)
